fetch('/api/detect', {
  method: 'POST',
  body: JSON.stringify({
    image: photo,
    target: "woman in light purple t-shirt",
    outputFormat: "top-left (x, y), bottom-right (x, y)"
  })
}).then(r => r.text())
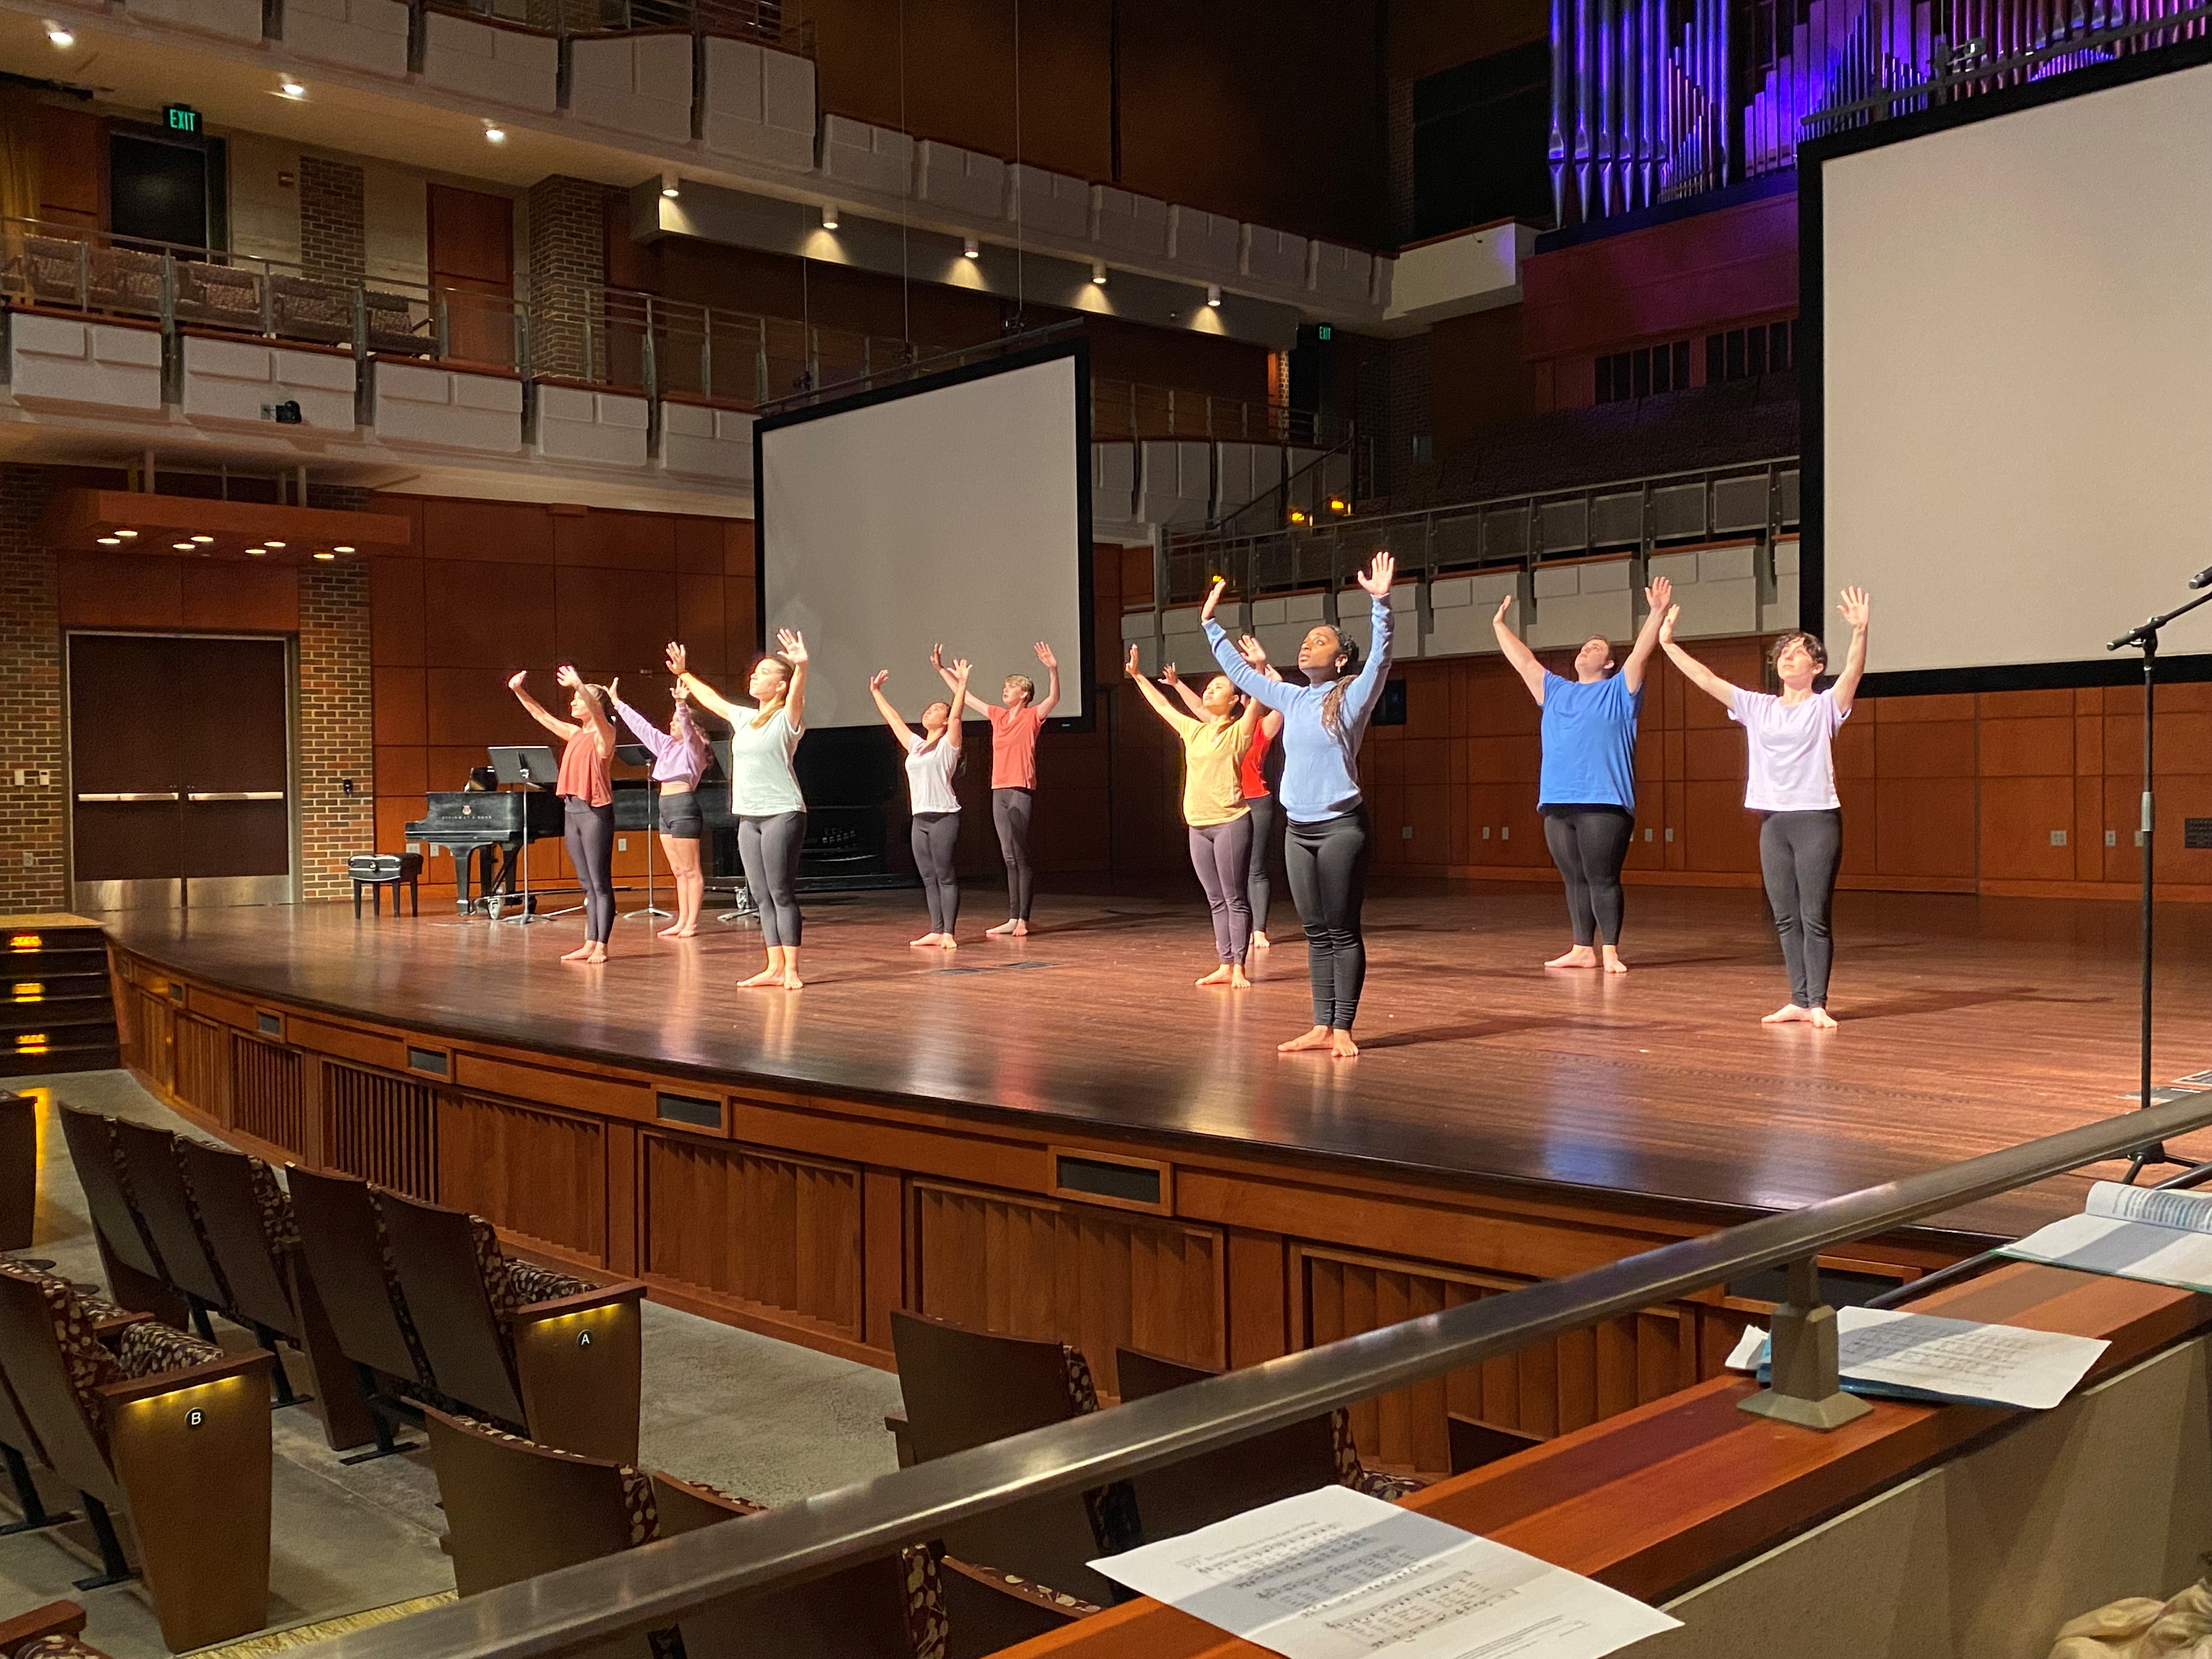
top-left (1660, 588), bottom-right (1871, 1028)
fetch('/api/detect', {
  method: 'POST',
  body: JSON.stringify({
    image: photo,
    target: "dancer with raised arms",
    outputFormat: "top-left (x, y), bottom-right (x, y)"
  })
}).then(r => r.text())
top-left (934, 640), bottom-right (1058, 937)
top-left (1492, 574), bottom-right (1671, 973)
top-left (1128, 646), bottom-right (1268, 988)
top-left (610, 678), bottom-right (712, 940)
top-left (506, 664), bottom-right (619, 964)
top-left (1205, 552), bottom-right (1397, 1057)
top-left (1166, 650), bottom-right (1285, 949)
top-left (870, 659), bottom-right (970, 950)
top-left (1661, 588), bottom-right (1871, 1028)
top-left (667, 631), bottom-right (811, 990)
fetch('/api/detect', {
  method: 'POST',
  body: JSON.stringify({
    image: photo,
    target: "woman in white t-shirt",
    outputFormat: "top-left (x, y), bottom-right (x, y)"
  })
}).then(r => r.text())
top-left (869, 660), bottom-right (970, 949)
top-left (1660, 587), bottom-right (1870, 1028)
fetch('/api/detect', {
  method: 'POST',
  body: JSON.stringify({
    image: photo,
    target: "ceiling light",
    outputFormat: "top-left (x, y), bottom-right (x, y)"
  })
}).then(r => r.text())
top-left (963, 238), bottom-right (979, 259)
top-left (820, 203), bottom-right (839, 230)
top-left (333, 544), bottom-right (354, 553)
top-left (114, 528), bottom-right (136, 538)
top-left (660, 173), bottom-right (680, 199)
top-left (96, 537), bottom-right (119, 546)
top-left (1206, 284), bottom-right (1222, 308)
top-left (279, 80), bottom-right (306, 99)
top-left (313, 551), bottom-right (335, 561)
top-left (484, 124), bottom-right (506, 144)
top-left (247, 548), bottom-right (266, 557)
top-left (44, 22), bottom-right (73, 47)
top-left (171, 541), bottom-right (194, 550)
top-left (1091, 262), bottom-right (1108, 286)
top-left (189, 534), bottom-right (213, 543)
top-left (264, 540), bottom-right (285, 548)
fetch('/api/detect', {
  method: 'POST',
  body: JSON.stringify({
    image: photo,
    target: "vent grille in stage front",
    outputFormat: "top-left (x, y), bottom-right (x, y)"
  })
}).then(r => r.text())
top-left (231, 1035), bottom-right (304, 1155)
top-left (322, 1060), bottom-right (437, 1199)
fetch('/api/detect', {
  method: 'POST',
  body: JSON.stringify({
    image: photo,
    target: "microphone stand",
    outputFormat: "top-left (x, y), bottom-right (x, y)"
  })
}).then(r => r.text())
top-left (2107, 582), bottom-right (2212, 1181)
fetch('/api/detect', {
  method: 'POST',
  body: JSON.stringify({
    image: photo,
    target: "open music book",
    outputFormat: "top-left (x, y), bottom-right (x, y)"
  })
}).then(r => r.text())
top-left (1999, 1179), bottom-right (2212, 1293)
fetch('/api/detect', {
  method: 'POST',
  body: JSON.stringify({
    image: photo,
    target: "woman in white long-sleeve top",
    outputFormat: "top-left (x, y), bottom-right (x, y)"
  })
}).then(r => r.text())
top-left (1203, 551), bottom-right (1397, 1058)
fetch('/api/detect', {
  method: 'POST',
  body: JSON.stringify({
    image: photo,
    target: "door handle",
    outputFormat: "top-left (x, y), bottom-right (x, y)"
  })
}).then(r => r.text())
top-left (185, 791), bottom-right (285, 802)
top-left (75, 791), bottom-right (179, 803)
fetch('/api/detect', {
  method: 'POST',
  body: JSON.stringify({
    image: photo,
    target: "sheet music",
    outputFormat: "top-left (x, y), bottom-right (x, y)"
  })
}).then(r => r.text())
top-left (2002, 1179), bottom-right (2212, 1292)
top-left (1720, 1308), bottom-right (2106, 1408)
top-left (1090, 1485), bottom-right (1680, 1659)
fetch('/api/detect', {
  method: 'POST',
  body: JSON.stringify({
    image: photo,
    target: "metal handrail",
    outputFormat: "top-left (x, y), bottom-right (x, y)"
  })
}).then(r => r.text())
top-left (292, 1087), bottom-right (2212, 1659)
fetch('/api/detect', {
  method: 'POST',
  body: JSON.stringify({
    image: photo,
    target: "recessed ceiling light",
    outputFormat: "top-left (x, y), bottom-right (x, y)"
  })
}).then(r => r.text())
top-left (171, 541), bottom-right (194, 551)
top-left (332, 544), bottom-right (354, 553)
top-left (247, 548), bottom-right (266, 557)
top-left (264, 540), bottom-right (285, 548)
top-left (963, 238), bottom-right (979, 259)
top-left (44, 22), bottom-right (73, 47)
top-left (1206, 284), bottom-right (1222, 308)
top-left (312, 551), bottom-right (335, 561)
top-left (279, 80), bottom-right (306, 99)
top-left (114, 529), bottom-right (136, 538)
top-left (1091, 262), bottom-right (1108, 286)
top-left (96, 537), bottom-right (119, 546)
top-left (189, 535), bottom-right (213, 543)
top-left (821, 203), bottom-right (839, 230)
top-left (484, 124), bottom-right (506, 144)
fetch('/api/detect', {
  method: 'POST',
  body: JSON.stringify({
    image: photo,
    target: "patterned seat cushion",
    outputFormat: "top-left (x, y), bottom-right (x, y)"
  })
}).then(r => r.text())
top-left (1329, 1410), bottom-right (1428, 1502)
top-left (249, 1156), bottom-right (301, 1254)
top-left (464, 1216), bottom-right (592, 1327)
top-left (15, 1637), bottom-right (109, 1657)
top-left (114, 1319), bottom-right (224, 1381)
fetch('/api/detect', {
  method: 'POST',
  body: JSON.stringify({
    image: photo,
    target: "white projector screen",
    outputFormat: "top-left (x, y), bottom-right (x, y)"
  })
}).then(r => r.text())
top-left (1818, 60), bottom-right (2212, 679)
top-left (757, 350), bottom-right (1089, 729)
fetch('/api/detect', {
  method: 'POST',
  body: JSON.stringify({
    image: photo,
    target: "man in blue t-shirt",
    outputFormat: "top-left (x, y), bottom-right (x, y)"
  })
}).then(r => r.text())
top-left (1492, 574), bottom-right (1671, 973)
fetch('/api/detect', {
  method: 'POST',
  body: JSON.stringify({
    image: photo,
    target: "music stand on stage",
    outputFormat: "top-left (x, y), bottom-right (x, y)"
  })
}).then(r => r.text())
top-left (488, 745), bottom-right (560, 926)
top-left (617, 743), bottom-right (671, 922)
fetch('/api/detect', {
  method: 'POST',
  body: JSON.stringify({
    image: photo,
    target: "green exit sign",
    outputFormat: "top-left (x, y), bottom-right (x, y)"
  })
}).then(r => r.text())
top-left (163, 104), bottom-right (200, 134)
top-left (1316, 324), bottom-right (1333, 341)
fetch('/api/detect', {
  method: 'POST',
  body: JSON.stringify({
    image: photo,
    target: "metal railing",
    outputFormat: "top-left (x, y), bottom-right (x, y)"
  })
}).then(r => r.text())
top-left (290, 1088), bottom-right (2212, 1659)
top-left (416, 0), bottom-right (811, 53)
top-left (1088, 381), bottom-right (1337, 446)
top-left (1157, 455), bottom-right (1801, 612)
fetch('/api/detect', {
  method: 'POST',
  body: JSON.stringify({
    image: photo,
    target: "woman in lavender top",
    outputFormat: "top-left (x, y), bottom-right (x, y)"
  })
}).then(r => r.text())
top-left (1660, 586), bottom-right (1870, 1028)
top-left (610, 678), bottom-right (712, 939)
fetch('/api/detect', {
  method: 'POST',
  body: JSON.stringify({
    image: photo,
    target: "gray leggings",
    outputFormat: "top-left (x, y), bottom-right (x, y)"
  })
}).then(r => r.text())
top-left (1759, 808), bottom-right (1842, 1009)
top-left (1188, 814), bottom-right (1255, 963)
top-left (562, 799), bottom-right (616, 943)
top-left (911, 811), bottom-right (961, 934)
top-left (1285, 807), bottom-right (1371, 1030)
top-left (737, 811), bottom-right (806, 947)
top-left (992, 787), bottom-right (1035, 920)
top-left (1245, 791), bottom-right (1280, 937)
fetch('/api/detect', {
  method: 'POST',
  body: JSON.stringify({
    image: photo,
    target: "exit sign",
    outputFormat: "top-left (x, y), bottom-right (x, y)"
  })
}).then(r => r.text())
top-left (1316, 324), bottom-right (1333, 341)
top-left (163, 104), bottom-right (200, 134)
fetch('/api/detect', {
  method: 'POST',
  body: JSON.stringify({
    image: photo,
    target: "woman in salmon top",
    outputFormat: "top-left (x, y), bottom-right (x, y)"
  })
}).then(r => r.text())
top-left (934, 640), bottom-right (1058, 936)
top-left (507, 664), bottom-right (618, 964)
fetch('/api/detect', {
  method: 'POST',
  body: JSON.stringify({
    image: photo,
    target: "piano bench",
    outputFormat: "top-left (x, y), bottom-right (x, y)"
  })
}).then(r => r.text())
top-left (349, 853), bottom-right (424, 918)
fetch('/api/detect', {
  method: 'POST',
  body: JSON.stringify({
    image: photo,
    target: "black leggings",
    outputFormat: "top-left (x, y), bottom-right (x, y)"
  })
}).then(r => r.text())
top-left (911, 811), bottom-right (961, 935)
top-left (993, 787), bottom-right (1035, 921)
top-left (1542, 806), bottom-right (1634, 946)
top-left (1245, 792), bottom-right (1282, 937)
top-left (563, 799), bottom-right (616, 943)
top-left (1188, 815), bottom-right (1254, 963)
top-left (1285, 807), bottom-right (1372, 1030)
top-left (737, 811), bottom-right (806, 948)
top-left (1759, 808), bottom-right (1842, 1009)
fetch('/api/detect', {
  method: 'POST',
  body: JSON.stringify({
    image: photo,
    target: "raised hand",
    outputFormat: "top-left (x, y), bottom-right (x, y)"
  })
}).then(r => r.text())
top-left (1235, 635), bottom-right (1269, 668)
top-left (672, 679), bottom-right (690, 705)
top-left (870, 669), bottom-right (889, 691)
top-left (776, 628), bottom-right (808, 664)
top-left (1660, 605), bottom-right (1681, 645)
top-left (929, 643), bottom-right (946, 672)
top-left (606, 676), bottom-right (620, 704)
top-left (951, 657), bottom-right (973, 682)
top-left (1645, 574), bottom-right (1673, 614)
top-left (1125, 644), bottom-right (1142, 679)
top-left (1494, 594), bottom-right (1513, 624)
top-left (1160, 663), bottom-right (1181, 687)
top-left (1837, 586), bottom-right (1871, 629)
top-left (1034, 641), bottom-right (1057, 669)
top-left (664, 641), bottom-right (687, 675)
top-left (1199, 577), bottom-right (1228, 625)
top-left (1356, 551), bottom-right (1396, 598)
top-left (555, 664), bottom-right (582, 690)
top-left (507, 670), bottom-right (528, 691)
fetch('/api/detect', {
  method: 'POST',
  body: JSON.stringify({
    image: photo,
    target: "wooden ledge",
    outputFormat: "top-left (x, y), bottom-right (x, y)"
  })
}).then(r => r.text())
top-left (370, 353), bottom-right (521, 380)
top-left (991, 1261), bottom-right (2212, 1657)
top-left (3, 301), bottom-right (163, 331)
top-left (179, 325), bottom-right (359, 358)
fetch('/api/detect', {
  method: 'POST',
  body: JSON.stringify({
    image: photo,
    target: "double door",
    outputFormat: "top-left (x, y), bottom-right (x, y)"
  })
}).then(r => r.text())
top-left (69, 634), bottom-right (292, 911)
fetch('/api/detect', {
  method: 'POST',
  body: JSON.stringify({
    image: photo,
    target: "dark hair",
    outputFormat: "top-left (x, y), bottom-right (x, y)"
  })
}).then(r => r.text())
top-left (582, 683), bottom-right (616, 724)
top-left (1768, 631), bottom-right (1829, 675)
top-left (750, 652), bottom-right (794, 727)
top-left (1319, 628), bottom-right (1362, 737)
top-left (1582, 635), bottom-right (1618, 676)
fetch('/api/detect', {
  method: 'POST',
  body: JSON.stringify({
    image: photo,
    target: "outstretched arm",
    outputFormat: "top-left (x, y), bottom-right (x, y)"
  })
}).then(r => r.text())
top-left (666, 641), bottom-right (743, 724)
top-left (944, 660), bottom-right (972, 754)
top-left (509, 671), bottom-right (578, 742)
top-left (932, 644), bottom-right (995, 718)
top-left (1831, 587), bottom-right (1871, 716)
top-left (1622, 574), bottom-right (1673, 694)
top-left (1161, 663), bottom-right (1210, 720)
top-left (1491, 594), bottom-right (1547, 705)
top-left (1031, 641), bottom-right (1062, 718)
top-left (867, 672), bottom-right (918, 746)
top-left (611, 693), bottom-right (668, 757)
top-left (556, 665), bottom-right (615, 758)
top-left (1658, 606), bottom-right (1741, 709)
top-left (776, 628), bottom-right (810, 731)
top-left (1125, 646), bottom-right (1193, 731)
top-left (1199, 579), bottom-right (1294, 711)
top-left (1335, 552), bottom-right (1400, 729)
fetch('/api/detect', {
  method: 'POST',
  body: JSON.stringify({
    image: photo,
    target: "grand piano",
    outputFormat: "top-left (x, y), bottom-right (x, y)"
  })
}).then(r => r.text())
top-left (403, 788), bottom-right (564, 916)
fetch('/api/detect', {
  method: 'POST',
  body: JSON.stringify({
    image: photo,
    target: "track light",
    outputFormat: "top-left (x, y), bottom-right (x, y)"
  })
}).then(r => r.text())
top-left (660, 173), bottom-right (680, 199)
top-left (963, 237), bottom-right (979, 259)
top-left (821, 203), bottom-right (839, 230)
top-left (44, 21), bottom-right (73, 47)
top-left (1206, 284), bottom-right (1221, 308)
top-left (1091, 262), bottom-right (1108, 286)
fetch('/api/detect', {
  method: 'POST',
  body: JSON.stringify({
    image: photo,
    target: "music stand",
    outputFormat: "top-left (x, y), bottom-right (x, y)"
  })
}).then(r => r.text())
top-left (707, 737), bottom-right (757, 924)
top-left (488, 746), bottom-right (561, 926)
top-left (616, 743), bottom-right (671, 922)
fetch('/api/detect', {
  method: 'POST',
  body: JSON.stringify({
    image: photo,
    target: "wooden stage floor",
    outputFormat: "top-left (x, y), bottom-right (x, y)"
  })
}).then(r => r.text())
top-left (101, 883), bottom-right (2212, 1243)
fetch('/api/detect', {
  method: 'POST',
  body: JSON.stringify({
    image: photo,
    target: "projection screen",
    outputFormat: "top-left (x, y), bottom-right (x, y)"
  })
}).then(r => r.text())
top-left (1815, 58), bottom-right (2212, 680)
top-left (755, 347), bottom-right (1090, 729)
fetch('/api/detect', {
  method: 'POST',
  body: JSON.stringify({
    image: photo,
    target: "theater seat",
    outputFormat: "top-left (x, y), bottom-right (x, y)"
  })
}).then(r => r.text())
top-left (0, 1601), bottom-right (109, 1659)
top-left (0, 1273), bottom-right (140, 1540)
top-left (108, 1118), bottom-right (233, 1341)
top-left (0, 1262), bottom-right (272, 1652)
top-left (425, 1408), bottom-right (1097, 1659)
top-left (55, 1107), bottom-right (189, 1328)
top-left (374, 1187), bottom-right (644, 1464)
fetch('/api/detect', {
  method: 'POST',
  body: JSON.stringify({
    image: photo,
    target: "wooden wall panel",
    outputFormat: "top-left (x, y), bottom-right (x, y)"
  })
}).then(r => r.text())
top-left (172, 1014), bottom-right (229, 1125)
top-left (322, 1061), bottom-right (437, 1199)
top-left (913, 1181), bottom-right (1225, 1395)
top-left (438, 1092), bottom-right (607, 1260)
top-left (230, 1035), bottom-right (304, 1155)
top-left (640, 1133), bottom-right (862, 1339)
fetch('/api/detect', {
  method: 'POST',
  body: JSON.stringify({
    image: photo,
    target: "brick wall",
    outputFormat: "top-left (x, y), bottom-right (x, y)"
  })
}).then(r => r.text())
top-left (526, 174), bottom-right (616, 379)
top-left (298, 558), bottom-right (375, 901)
top-left (0, 467), bottom-right (65, 912)
top-left (299, 156), bottom-right (366, 280)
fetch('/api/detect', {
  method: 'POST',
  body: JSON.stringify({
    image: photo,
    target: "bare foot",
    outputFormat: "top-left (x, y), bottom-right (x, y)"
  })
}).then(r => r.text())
top-left (1807, 1006), bottom-right (1839, 1030)
top-left (985, 919), bottom-right (1019, 937)
top-left (1229, 965), bottom-right (1251, 990)
top-left (1330, 1030), bottom-right (1361, 1059)
top-left (1252, 932), bottom-right (1272, 950)
top-left (1278, 1025), bottom-right (1335, 1052)
top-left (583, 947), bottom-right (607, 964)
top-left (939, 935), bottom-right (958, 950)
top-left (1601, 947), bottom-right (1629, 975)
top-left (738, 965), bottom-right (782, 988)
top-left (781, 969), bottom-right (804, 990)
top-left (659, 923), bottom-right (696, 939)
top-left (560, 943), bottom-right (595, 963)
top-left (1547, 945), bottom-right (1598, 969)
top-left (911, 932), bottom-right (945, 947)
top-left (1762, 1003), bottom-right (1809, 1024)
top-left (1197, 965), bottom-right (1235, 987)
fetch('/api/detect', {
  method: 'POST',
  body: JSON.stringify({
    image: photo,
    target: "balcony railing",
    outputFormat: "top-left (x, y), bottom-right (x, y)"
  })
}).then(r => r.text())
top-left (416, 0), bottom-right (811, 54)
